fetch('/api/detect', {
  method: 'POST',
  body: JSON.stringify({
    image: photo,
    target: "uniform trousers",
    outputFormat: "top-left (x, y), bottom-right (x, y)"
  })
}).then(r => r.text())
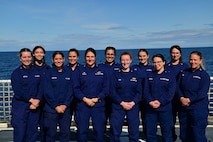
top-left (178, 107), bottom-right (208, 142)
top-left (75, 105), bottom-right (106, 142)
top-left (11, 98), bottom-right (40, 142)
top-left (42, 108), bottom-right (71, 142)
top-left (145, 110), bottom-right (173, 142)
top-left (110, 105), bottom-right (140, 142)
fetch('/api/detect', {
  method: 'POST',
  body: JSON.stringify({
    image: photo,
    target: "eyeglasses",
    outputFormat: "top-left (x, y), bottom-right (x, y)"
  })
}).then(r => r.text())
top-left (152, 61), bottom-right (163, 64)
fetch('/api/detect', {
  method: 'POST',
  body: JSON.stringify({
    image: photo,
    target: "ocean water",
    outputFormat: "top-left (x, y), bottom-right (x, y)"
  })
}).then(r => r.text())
top-left (0, 47), bottom-right (213, 80)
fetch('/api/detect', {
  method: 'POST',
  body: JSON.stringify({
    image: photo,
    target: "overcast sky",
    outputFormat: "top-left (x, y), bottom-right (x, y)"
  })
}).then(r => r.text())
top-left (0, 0), bottom-right (213, 51)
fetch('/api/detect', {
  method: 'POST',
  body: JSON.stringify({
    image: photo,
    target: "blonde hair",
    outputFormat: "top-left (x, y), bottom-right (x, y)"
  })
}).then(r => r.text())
top-left (190, 51), bottom-right (205, 70)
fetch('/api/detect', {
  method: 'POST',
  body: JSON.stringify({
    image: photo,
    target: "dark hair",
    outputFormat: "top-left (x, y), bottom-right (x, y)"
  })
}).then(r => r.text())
top-left (85, 47), bottom-right (96, 57)
top-left (52, 51), bottom-right (64, 67)
top-left (19, 48), bottom-right (32, 57)
top-left (120, 52), bottom-right (132, 61)
top-left (105, 46), bottom-right (116, 55)
top-left (52, 51), bottom-right (64, 59)
top-left (68, 48), bottom-right (79, 57)
top-left (32, 45), bottom-right (46, 65)
top-left (33, 45), bottom-right (46, 54)
top-left (138, 48), bottom-right (149, 57)
top-left (152, 53), bottom-right (166, 63)
top-left (170, 45), bottom-right (183, 62)
top-left (190, 51), bottom-right (205, 70)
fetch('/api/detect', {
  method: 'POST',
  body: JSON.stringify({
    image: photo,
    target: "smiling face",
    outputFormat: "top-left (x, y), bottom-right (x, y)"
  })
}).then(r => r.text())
top-left (153, 57), bottom-right (165, 73)
top-left (105, 49), bottom-right (115, 64)
top-left (138, 51), bottom-right (149, 65)
top-left (53, 53), bottom-right (64, 68)
top-left (121, 54), bottom-right (132, 71)
top-left (189, 53), bottom-right (202, 71)
top-left (68, 51), bottom-right (79, 65)
top-left (33, 47), bottom-right (45, 61)
top-left (171, 48), bottom-right (181, 63)
top-left (85, 51), bottom-right (96, 67)
top-left (20, 51), bottom-right (32, 68)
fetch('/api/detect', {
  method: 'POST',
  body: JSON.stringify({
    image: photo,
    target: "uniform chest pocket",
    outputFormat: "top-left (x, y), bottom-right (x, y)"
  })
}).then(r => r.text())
top-left (116, 79), bottom-right (124, 89)
top-left (160, 80), bottom-right (169, 85)
top-left (129, 79), bottom-right (138, 88)
top-left (21, 78), bottom-right (30, 88)
top-left (148, 78), bottom-right (154, 86)
top-left (51, 79), bottom-right (58, 87)
top-left (64, 77), bottom-right (72, 85)
top-left (81, 75), bottom-right (90, 84)
top-left (190, 78), bottom-right (201, 89)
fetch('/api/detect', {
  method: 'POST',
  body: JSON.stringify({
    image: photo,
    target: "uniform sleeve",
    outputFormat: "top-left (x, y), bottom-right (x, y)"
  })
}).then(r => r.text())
top-left (36, 68), bottom-right (50, 101)
top-left (132, 71), bottom-right (144, 103)
top-left (43, 70), bottom-right (58, 109)
top-left (97, 69), bottom-right (109, 100)
top-left (34, 76), bottom-right (44, 101)
top-left (176, 72), bottom-right (184, 98)
top-left (142, 74), bottom-right (150, 102)
top-left (110, 73), bottom-right (123, 104)
top-left (159, 74), bottom-right (176, 106)
top-left (11, 69), bottom-right (31, 102)
top-left (64, 73), bottom-right (74, 107)
top-left (189, 72), bottom-right (210, 103)
top-left (144, 74), bottom-right (153, 104)
top-left (73, 68), bottom-right (86, 100)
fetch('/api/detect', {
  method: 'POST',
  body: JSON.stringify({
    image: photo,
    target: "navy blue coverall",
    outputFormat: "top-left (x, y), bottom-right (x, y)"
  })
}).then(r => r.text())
top-left (109, 68), bottom-right (146, 142)
top-left (65, 63), bottom-right (82, 117)
top-left (144, 70), bottom-right (176, 142)
top-left (11, 65), bottom-right (43, 142)
top-left (32, 63), bottom-right (50, 142)
top-left (166, 62), bottom-right (188, 140)
top-left (132, 63), bottom-right (153, 137)
top-left (73, 64), bottom-right (109, 142)
top-left (43, 66), bottom-right (73, 142)
top-left (98, 62), bottom-right (121, 126)
top-left (177, 67), bottom-right (210, 142)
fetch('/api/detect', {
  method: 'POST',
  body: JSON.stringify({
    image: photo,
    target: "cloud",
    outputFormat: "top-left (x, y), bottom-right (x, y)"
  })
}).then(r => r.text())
top-left (0, 28), bottom-right (213, 51)
top-left (106, 28), bottom-right (213, 48)
top-left (145, 28), bottom-right (213, 40)
top-left (205, 23), bottom-right (213, 27)
top-left (82, 24), bottom-right (128, 32)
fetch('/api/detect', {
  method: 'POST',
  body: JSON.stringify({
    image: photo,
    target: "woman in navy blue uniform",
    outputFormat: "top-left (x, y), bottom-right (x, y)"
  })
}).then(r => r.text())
top-left (32, 45), bottom-right (50, 85)
top-left (32, 45), bottom-right (50, 72)
top-left (66, 48), bottom-right (81, 126)
top-left (110, 52), bottom-right (145, 142)
top-left (166, 45), bottom-right (188, 141)
top-left (133, 48), bottom-right (153, 73)
top-left (99, 46), bottom-right (121, 75)
top-left (66, 48), bottom-right (81, 72)
top-left (73, 47), bottom-right (109, 142)
top-left (43, 51), bottom-right (73, 142)
top-left (166, 45), bottom-right (188, 78)
top-left (32, 45), bottom-right (50, 142)
top-left (98, 46), bottom-right (121, 130)
top-left (177, 51), bottom-right (210, 142)
top-left (132, 48), bottom-right (153, 140)
top-left (144, 54), bottom-right (176, 142)
top-left (11, 48), bottom-right (43, 142)
top-left (32, 45), bottom-right (50, 81)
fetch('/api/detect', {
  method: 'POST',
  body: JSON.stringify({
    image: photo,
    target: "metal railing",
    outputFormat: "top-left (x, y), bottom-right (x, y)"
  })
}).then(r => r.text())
top-left (209, 77), bottom-right (213, 116)
top-left (1, 78), bottom-right (213, 123)
top-left (0, 80), bottom-right (13, 122)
